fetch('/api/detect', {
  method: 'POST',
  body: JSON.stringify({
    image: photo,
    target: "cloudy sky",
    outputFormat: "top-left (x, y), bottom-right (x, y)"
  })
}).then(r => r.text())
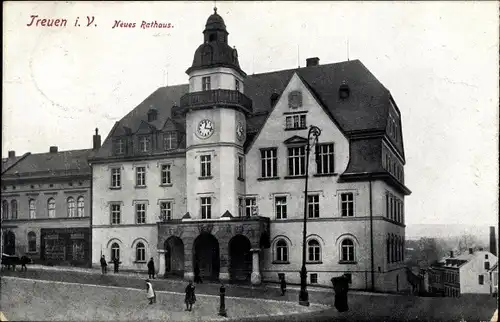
top-left (2, 1), bottom-right (499, 227)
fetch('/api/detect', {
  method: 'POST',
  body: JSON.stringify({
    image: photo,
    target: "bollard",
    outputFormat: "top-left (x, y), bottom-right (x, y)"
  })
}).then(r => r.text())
top-left (219, 284), bottom-right (227, 317)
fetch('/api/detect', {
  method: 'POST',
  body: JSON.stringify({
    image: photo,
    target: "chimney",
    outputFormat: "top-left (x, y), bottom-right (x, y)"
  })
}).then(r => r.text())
top-left (93, 128), bottom-right (101, 150)
top-left (306, 57), bottom-right (320, 67)
top-left (49, 146), bottom-right (58, 153)
top-left (8, 151), bottom-right (15, 158)
top-left (490, 226), bottom-right (497, 256)
top-left (449, 251), bottom-right (454, 258)
top-left (469, 248), bottom-right (473, 254)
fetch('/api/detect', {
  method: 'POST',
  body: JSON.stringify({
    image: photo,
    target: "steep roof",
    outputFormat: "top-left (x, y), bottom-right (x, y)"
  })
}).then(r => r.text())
top-left (1, 153), bottom-right (30, 174)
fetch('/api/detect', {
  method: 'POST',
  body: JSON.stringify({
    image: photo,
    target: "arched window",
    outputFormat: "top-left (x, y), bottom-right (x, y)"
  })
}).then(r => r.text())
top-left (341, 239), bottom-right (355, 262)
top-left (396, 236), bottom-right (400, 262)
top-left (28, 231), bottom-right (37, 252)
top-left (386, 234), bottom-right (390, 263)
top-left (2, 200), bottom-right (9, 220)
top-left (11, 200), bottom-right (17, 219)
top-left (307, 239), bottom-right (321, 262)
top-left (67, 197), bottom-right (75, 217)
top-left (77, 196), bottom-right (84, 217)
top-left (111, 243), bottom-right (120, 261)
top-left (29, 199), bottom-right (36, 219)
top-left (275, 239), bottom-right (288, 262)
top-left (47, 198), bottom-right (56, 218)
top-left (136, 242), bottom-right (146, 262)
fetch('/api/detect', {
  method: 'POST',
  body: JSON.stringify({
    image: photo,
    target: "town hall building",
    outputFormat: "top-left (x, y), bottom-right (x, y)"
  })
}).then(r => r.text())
top-left (89, 8), bottom-right (411, 292)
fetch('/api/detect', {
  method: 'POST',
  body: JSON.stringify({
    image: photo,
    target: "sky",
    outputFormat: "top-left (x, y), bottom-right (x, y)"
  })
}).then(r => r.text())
top-left (2, 1), bottom-right (499, 227)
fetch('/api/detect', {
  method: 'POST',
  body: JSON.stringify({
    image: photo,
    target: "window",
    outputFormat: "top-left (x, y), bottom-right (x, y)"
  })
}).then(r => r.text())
top-left (285, 114), bottom-right (306, 130)
top-left (238, 155), bottom-right (244, 179)
top-left (341, 239), bottom-right (355, 262)
top-left (235, 79), bottom-right (240, 91)
top-left (160, 201), bottom-right (172, 221)
top-left (261, 148), bottom-right (278, 178)
top-left (310, 273), bottom-right (318, 284)
top-left (136, 203), bottom-right (146, 224)
top-left (316, 143), bottom-right (334, 174)
top-left (245, 198), bottom-right (257, 217)
top-left (276, 239), bottom-right (289, 262)
top-left (114, 138), bottom-right (125, 155)
top-left (136, 166), bottom-right (146, 187)
top-left (77, 197), bottom-right (84, 217)
top-left (164, 132), bottom-right (177, 150)
top-left (111, 243), bottom-right (120, 261)
top-left (136, 242), bottom-right (146, 262)
top-left (287, 146), bottom-right (306, 176)
top-left (111, 204), bottom-right (121, 224)
top-left (2, 200), bottom-right (8, 219)
top-left (485, 262), bottom-right (490, 270)
top-left (47, 198), bottom-right (56, 218)
top-left (67, 197), bottom-right (76, 217)
top-left (340, 193), bottom-right (354, 217)
top-left (28, 232), bottom-right (36, 252)
top-left (161, 164), bottom-right (171, 185)
top-left (386, 193), bottom-right (391, 218)
top-left (139, 136), bottom-right (151, 153)
top-left (201, 197), bottom-right (212, 219)
top-left (308, 195), bottom-right (320, 218)
top-left (10, 200), bottom-right (17, 219)
top-left (485, 254), bottom-right (489, 259)
top-left (111, 168), bottom-right (121, 188)
top-left (275, 196), bottom-right (287, 219)
top-left (200, 155), bottom-right (212, 178)
top-left (29, 199), bottom-right (36, 219)
top-left (478, 275), bottom-right (484, 285)
top-left (202, 76), bottom-right (211, 91)
top-left (308, 239), bottom-right (321, 262)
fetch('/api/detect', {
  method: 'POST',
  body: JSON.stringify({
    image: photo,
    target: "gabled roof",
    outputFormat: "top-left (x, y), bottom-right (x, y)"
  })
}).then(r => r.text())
top-left (1, 153), bottom-right (30, 174)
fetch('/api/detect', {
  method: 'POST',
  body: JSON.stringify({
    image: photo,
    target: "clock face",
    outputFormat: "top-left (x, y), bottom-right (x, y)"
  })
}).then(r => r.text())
top-left (236, 123), bottom-right (245, 141)
top-left (197, 119), bottom-right (214, 138)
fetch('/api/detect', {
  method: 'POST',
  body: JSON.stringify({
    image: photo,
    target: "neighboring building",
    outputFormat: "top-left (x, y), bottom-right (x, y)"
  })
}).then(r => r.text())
top-left (489, 262), bottom-right (498, 295)
top-left (1, 130), bottom-right (100, 267)
top-left (90, 8), bottom-right (411, 292)
top-left (428, 249), bottom-right (498, 297)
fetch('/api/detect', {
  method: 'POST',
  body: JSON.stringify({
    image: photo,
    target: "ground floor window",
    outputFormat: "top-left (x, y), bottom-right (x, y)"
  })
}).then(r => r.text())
top-left (111, 243), bottom-right (120, 261)
top-left (310, 273), bottom-right (318, 284)
top-left (28, 231), bottom-right (37, 252)
top-left (136, 242), bottom-right (146, 262)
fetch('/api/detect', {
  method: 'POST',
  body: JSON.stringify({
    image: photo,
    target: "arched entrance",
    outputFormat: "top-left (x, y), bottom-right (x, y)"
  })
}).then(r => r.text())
top-left (3, 231), bottom-right (16, 255)
top-left (193, 233), bottom-right (220, 281)
top-left (229, 234), bottom-right (252, 283)
top-left (165, 236), bottom-right (184, 277)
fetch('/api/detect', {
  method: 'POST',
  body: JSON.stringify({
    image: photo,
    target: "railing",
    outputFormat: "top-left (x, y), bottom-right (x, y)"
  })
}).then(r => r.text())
top-left (180, 89), bottom-right (253, 113)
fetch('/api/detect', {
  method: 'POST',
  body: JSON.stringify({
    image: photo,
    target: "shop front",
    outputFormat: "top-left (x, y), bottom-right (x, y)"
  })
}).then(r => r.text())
top-left (40, 228), bottom-right (90, 267)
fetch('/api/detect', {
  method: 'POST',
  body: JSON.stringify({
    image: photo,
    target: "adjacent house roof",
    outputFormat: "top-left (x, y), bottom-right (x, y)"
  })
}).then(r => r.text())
top-left (1, 153), bottom-right (30, 174)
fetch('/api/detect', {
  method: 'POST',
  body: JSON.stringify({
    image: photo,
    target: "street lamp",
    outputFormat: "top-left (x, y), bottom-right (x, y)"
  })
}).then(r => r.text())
top-left (299, 125), bottom-right (321, 306)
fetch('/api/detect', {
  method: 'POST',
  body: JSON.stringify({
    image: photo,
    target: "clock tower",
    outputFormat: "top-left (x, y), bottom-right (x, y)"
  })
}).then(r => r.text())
top-left (180, 8), bottom-right (253, 220)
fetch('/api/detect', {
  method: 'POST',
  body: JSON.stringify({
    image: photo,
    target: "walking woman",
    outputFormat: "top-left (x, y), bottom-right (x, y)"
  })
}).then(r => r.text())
top-left (145, 279), bottom-right (156, 305)
top-left (184, 280), bottom-right (196, 311)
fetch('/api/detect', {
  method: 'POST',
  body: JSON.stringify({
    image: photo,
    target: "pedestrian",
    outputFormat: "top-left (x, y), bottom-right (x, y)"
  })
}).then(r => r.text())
top-left (184, 280), bottom-right (196, 311)
top-left (147, 257), bottom-right (155, 279)
top-left (280, 275), bottom-right (287, 296)
top-left (100, 255), bottom-right (108, 274)
top-left (194, 264), bottom-right (203, 284)
top-left (113, 257), bottom-right (120, 273)
top-left (145, 279), bottom-right (156, 304)
top-left (332, 275), bottom-right (349, 312)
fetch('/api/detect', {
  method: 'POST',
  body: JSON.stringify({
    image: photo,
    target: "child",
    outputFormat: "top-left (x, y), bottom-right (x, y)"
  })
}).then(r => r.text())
top-left (184, 280), bottom-right (196, 311)
top-left (146, 279), bottom-right (156, 304)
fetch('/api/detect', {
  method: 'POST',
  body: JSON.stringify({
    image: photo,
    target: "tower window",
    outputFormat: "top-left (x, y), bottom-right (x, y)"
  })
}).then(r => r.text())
top-left (235, 79), bottom-right (240, 91)
top-left (202, 77), bottom-right (211, 91)
top-left (209, 33), bottom-right (217, 42)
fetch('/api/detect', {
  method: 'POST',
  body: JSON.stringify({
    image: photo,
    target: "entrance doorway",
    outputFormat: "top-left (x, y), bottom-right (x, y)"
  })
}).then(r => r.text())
top-left (229, 234), bottom-right (252, 283)
top-left (193, 233), bottom-right (220, 281)
top-left (3, 231), bottom-right (16, 255)
top-left (165, 236), bottom-right (184, 277)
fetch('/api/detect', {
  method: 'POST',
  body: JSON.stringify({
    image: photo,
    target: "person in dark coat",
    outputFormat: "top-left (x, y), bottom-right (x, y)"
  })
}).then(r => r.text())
top-left (113, 257), bottom-right (120, 273)
top-left (194, 265), bottom-right (203, 284)
top-left (184, 280), bottom-right (196, 311)
top-left (332, 275), bottom-right (349, 312)
top-left (147, 257), bottom-right (155, 279)
top-left (280, 275), bottom-right (287, 296)
top-left (100, 255), bottom-right (108, 274)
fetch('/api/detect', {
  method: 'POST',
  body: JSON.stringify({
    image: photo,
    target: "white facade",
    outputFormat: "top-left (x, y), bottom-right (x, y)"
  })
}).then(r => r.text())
top-left (459, 251), bottom-right (498, 294)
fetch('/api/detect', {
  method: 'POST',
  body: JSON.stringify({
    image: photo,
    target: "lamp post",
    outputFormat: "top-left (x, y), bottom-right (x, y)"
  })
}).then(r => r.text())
top-left (299, 125), bottom-right (321, 306)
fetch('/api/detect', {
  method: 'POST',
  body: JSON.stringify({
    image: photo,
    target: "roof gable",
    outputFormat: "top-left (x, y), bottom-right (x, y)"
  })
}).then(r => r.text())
top-left (135, 120), bottom-right (156, 134)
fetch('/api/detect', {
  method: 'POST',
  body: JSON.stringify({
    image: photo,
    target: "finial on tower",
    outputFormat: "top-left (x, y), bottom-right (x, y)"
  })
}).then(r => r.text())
top-left (214, 6), bottom-right (217, 14)
top-left (95, 128), bottom-right (98, 135)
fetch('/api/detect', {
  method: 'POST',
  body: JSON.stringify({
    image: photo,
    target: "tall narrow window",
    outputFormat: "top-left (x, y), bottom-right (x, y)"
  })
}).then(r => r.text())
top-left (260, 148), bottom-right (278, 178)
top-left (28, 232), bottom-right (37, 252)
top-left (340, 193), bottom-right (354, 217)
top-left (2, 200), bottom-right (9, 220)
top-left (160, 201), bottom-right (172, 221)
top-left (136, 166), bottom-right (146, 187)
top-left (111, 204), bottom-right (121, 225)
top-left (235, 79), bottom-right (240, 91)
top-left (139, 136), bottom-right (151, 153)
top-left (77, 196), bottom-right (84, 217)
top-left (316, 143), bottom-right (335, 174)
top-left (67, 197), bottom-right (76, 217)
top-left (10, 200), bottom-right (17, 219)
top-left (136, 242), bottom-right (146, 262)
top-left (47, 198), bottom-right (56, 218)
top-left (307, 194), bottom-right (320, 218)
top-left (164, 132), bottom-right (177, 150)
top-left (341, 239), bottom-right (355, 262)
top-left (308, 239), bottom-right (321, 262)
top-left (245, 198), bottom-right (257, 217)
top-left (114, 138), bottom-right (125, 155)
top-left (275, 196), bottom-right (287, 219)
top-left (161, 164), bottom-right (172, 185)
top-left (200, 155), bottom-right (212, 178)
top-left (29, 199), bottom-right (36, 219)
top-left (136, 203), bottom-right (146, 224)
top-left (202, 76), bottom-right (211, 91)
top-left (276, 239), bottom-right (289, 262)
top-left (201, 197), bottom-right (212, 219)
top-left (111, 168), bottom-right (121, 188)
top-left (238, 155), bottom-right (245, 180)
top-left (287, 146), bottom-right (306, 176)
top-left (111, 243), bottom-right (120, 261)
top-left (478, 275), bottom-right (484, 285)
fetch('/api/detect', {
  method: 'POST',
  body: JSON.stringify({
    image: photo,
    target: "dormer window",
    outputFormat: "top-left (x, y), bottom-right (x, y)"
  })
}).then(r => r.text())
top-left (114, 138), bottom-right (125, 155)
top-left (339, 83), bottom-right (350, 99)
top-left (270, 93), bottom-right (280, 107)
top-left (164, 132), bottom-right (177, 150)
top-left (147, 109), bottom-right (158, 122)
top-left (202, 76), bottom-right (211, 91)
top-left (139, 136), bottom-right (151, 153)
top-left (288, 91), bottom-right (303, 109)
